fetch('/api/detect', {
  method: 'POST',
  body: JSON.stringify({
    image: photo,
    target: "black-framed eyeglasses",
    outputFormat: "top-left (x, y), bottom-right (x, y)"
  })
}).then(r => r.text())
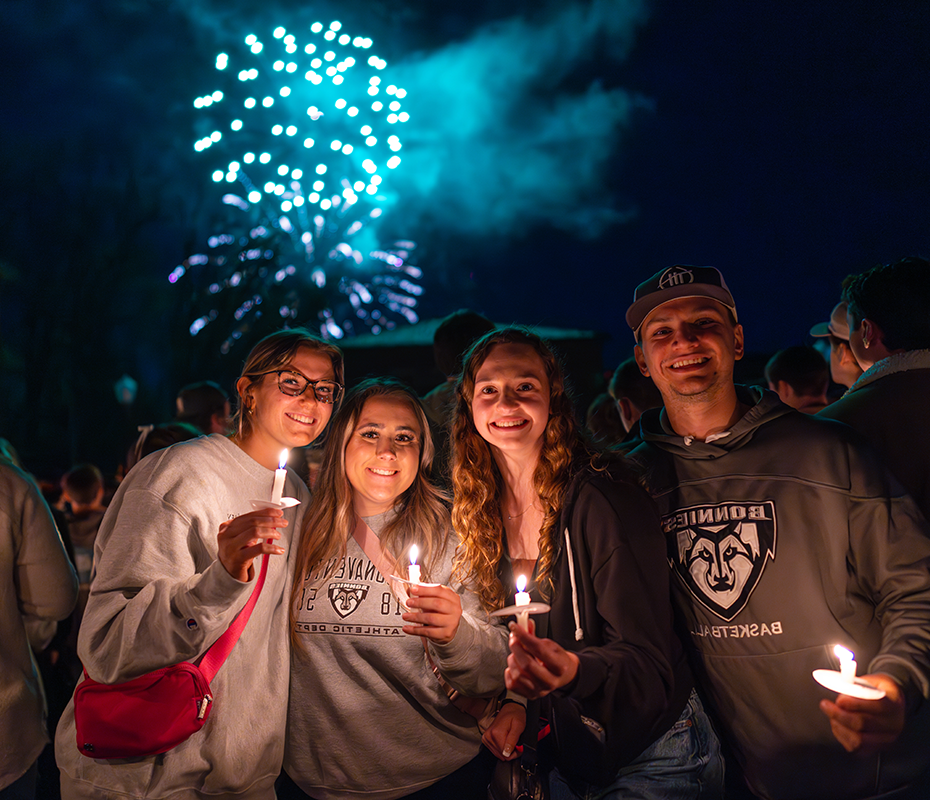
top-left (255, 370), bottom-right (344, 404)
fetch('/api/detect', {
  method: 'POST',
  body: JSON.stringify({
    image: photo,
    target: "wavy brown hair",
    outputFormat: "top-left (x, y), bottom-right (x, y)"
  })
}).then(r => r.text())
top-left (232, 327), bottom-right (345, 441)
top-left (290, 378), bottom-right (451, 650)
top-left (451, 327), bottom-right (587, 613)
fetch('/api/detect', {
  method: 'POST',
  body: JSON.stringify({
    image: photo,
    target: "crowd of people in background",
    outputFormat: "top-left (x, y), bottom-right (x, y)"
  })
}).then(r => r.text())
top-left (2, 255), bottom-right (930, 800)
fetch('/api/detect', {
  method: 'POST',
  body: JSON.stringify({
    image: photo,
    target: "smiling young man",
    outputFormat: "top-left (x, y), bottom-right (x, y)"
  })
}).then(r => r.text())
top-left (625, 265), bottom-right (930, 800)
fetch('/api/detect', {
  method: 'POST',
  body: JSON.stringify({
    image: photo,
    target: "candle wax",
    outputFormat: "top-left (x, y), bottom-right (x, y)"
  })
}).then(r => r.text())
top-left (515, 576), bottom-right (531, 630)
top-left (271, 449), bottom-right (288, 504)
top-left (271, 469), bottom-right (286, 504)
top-left (834, 645), bottom-right (857, 682)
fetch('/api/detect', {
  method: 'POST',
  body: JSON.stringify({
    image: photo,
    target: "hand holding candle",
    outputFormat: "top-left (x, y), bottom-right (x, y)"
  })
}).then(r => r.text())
top-left (812, 644), bottom-right (885, 700)
top-left (271, 449), bottom-right (288, 505)
top-left (408, 544), bottom-right (421, 585)
top-left (515, 574), bottom-right (531, 630)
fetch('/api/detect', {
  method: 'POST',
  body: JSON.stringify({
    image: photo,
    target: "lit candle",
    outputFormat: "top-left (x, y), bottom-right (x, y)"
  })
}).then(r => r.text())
top-left (835, 645), bottom-right (857, 682)
top-left (515, 574), bottom-right (531, 630)
top-left (271, 449), bottom-right (288, 504)
top-left (408, 544), bottom-right (421, 584)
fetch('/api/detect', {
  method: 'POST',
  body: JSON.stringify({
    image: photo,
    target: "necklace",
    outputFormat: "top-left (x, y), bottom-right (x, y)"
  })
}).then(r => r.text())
top-left (507, 502), bottom-right (534, 521)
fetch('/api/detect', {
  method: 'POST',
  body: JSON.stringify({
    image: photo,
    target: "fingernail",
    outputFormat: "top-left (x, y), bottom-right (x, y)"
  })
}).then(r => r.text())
top-left (502, 746), bottom-right (512, 758)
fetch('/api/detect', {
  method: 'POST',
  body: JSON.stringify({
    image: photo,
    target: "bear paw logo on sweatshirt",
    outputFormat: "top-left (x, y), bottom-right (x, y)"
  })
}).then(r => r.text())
top-left (328, 582), bottom-right (369, 618)
top-left (663, 501), bottom-right (776, 621)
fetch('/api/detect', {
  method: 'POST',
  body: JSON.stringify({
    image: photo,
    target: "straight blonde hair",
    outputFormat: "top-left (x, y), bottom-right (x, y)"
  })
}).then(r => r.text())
top-left (290, 378), bottom-right (450, 650)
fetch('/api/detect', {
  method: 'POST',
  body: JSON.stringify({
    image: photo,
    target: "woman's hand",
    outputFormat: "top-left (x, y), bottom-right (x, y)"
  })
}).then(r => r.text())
top-left (401, 583), bottom-right (462, 644)
top-left (217, 508), bottom-right (286, 583)
top-left (505, 620), bottom-right (580, 700)
top-left (482, 701), bottom-right (526, 760)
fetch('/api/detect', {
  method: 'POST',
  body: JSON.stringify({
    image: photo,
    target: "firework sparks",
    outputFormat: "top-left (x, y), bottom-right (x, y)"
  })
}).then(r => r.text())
top-left (175, 20), bottom-right (421, 352)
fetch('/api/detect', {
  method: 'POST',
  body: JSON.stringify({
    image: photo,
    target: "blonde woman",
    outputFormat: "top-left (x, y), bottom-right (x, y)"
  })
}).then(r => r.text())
top-left (282, 378), bottom-right (507, 800)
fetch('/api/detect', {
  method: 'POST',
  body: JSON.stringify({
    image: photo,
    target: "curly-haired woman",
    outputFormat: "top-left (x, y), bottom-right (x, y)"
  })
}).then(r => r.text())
top-left (451, 327), bottom-right (724, 799)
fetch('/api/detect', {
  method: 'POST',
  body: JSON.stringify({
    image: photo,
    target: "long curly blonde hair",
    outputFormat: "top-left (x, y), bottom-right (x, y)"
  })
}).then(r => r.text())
top-left (451, 327), bottom-right (585, 613)
top-left (290, 378), bottom-right (450, 650)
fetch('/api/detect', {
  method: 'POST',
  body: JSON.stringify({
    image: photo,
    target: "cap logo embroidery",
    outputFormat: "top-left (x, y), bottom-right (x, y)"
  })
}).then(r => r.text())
top-left (658, 266), bottom-right (694, 289)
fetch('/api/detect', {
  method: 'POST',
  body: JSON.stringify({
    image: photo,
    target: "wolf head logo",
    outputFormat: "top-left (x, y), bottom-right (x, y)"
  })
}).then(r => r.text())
top-left (669, 503), bottom-right (776, 621)
top-left (328, 583), bottom-right (369, 618)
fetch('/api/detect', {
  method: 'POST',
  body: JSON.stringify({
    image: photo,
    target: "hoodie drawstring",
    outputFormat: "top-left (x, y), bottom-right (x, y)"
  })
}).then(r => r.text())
top-left (563, 527), bottom-right (584, 641)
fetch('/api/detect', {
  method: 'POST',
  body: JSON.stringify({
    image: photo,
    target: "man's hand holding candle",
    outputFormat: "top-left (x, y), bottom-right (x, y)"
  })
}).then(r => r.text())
top-left (820, 673), bottom-right (906, 755)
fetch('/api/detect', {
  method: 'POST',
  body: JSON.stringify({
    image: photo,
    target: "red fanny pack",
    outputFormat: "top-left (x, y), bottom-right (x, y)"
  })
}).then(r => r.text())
top-left (73, 553), bottom-right (267, 760)
top-left (74, 662), bottom-right (213, 759)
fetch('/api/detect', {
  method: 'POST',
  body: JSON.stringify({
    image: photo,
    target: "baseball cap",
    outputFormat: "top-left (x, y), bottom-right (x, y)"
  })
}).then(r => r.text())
top-left (809, 301), bottom-right (850, 341)
top-left (626, 265), bottom-right (738, 339)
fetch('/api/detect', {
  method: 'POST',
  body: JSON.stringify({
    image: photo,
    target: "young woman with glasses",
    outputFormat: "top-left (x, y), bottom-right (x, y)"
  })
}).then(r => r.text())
top-left (56, 329), bottom-right (343, 800)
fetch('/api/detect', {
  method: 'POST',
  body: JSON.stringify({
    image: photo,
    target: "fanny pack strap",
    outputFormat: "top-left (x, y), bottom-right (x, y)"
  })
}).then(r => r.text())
top-left (199, 550), bottom-right (269, 681)
top-left (351, 514), bottom-right (398, 581)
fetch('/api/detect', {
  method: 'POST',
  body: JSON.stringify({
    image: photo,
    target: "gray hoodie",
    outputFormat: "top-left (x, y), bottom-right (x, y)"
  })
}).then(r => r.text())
top-left (630, 387), bottom-right (930, 800)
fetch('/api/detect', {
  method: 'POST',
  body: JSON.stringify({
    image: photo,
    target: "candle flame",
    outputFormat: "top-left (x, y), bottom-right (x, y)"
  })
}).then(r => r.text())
top-left (278, 449), bottom-right (289, 469)
top-left (516, 574), bottom-right (527, 593)
top-left (409, 544), bottom-right (418, 565)
top-left (834, 644), bottom-right (854, 663)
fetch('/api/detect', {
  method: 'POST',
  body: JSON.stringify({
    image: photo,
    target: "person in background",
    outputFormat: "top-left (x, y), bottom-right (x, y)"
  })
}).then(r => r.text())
top-left (175, 380), bottom-right (231, 435)
top-left (58, 464), bottom-right (107, 618)
top-left (422, 310), bottom-right (497, 429)
top-left (607, 356), bottom-right (663, 453)
top-left (809, 301), bottom-right (863, 389)
top-left (452, 327), bottom-right (722, 799)
top-left (626, 264), bottom-right (930, 800)
top-left (819, 256), bottom-right (930, 518)
top-left (764, 345), bottom-right (830, 414)
top-left (1, 462), bottom-right (78, 800)
top-left (55, 329), bottom-right (343, 800)
top-left (422, 310), bottom-right (497, 485)
top-left (125, 422), bottom-right (201, 473)
top-left (282, 378), bottom-right (507, 800)
top-left (583, 392), bottom-right (626, 447)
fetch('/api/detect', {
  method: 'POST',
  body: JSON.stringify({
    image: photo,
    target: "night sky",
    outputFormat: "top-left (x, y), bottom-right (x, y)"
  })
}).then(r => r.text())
top-left (2, 0), bottom-right (929, 473)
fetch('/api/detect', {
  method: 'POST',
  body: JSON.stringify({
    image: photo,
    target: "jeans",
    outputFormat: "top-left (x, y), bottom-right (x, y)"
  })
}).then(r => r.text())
top-left (549, 689), bottom-right (724, 800)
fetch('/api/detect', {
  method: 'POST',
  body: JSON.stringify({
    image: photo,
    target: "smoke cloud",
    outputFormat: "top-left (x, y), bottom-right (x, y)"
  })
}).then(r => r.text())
top-left (388, 0), bottom-right (652, 239)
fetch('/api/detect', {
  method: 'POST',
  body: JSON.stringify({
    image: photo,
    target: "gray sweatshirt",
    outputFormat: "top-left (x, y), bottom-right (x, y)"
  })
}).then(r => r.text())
top-left (55, 434), bottom-right (308, 799)
top-left (285, 511), bottom-right (508, 800)
top-left (1, 464), bottom-right (78, 790)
